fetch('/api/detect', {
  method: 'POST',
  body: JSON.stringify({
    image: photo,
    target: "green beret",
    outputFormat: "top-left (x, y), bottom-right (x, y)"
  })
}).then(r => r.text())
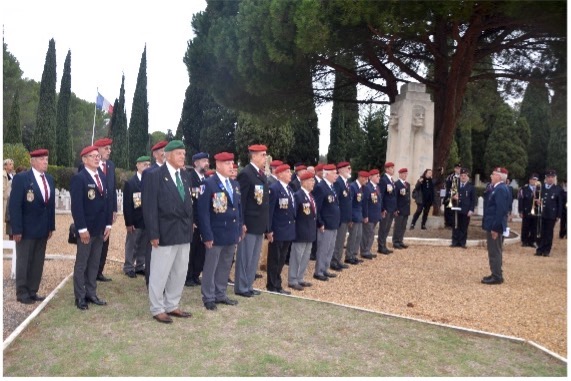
top-left (136, 156), bottom-right (151, 163)
top-left (164, 140), bottom-right (185, 152)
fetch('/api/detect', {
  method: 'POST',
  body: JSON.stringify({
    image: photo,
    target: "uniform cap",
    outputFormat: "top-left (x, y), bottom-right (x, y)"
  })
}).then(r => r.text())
top-left (398, 168), bottom-right (408, 174)
top-left (494, 167), bottom-right (508, 175)
top-left (337, 161), bottom-right (350, 169)
top-left (384, 162), bottom-right (395, 168)
top-left (315, 163), bottom-right (324, 171)
top-left (151, 140), bottom-right (168, 151)
top-left (80, 145), bottom-right (99, 157)
top-left (248, 144), bottom-right (267, 152)
top-left (295, 165), bottom-right (307, 172)
top-left (454, 162), bottom-right (462, 168)
top-left (323, 164), bottom-right (336, 171)
top-left (214, 152), bottom-right (234, 161)
top-left (136, 156), bottom-right (151, 163)
top-left (94, 137), bottom-right (113, 147)
top-left (369, 169), bottom-right (380, 175)
top-left (205, 169), bottom-right (216, 177)
top-left (164, 140), bottom-right (185, 152)
top-left (299, 172), bottom-right (314, 181)
top-left (270, 160), bottom-right (283, 168)
top-left (274, 164), bottom-right (291, 174)
top-left (192, 152), bottom-right (209, 162)
top-left (545, 169), bottom-right (557, 177)
top-left (460, 167), bottom-right (470, 175)
top-left (30, 149), bottom-right (49, 157)
top-left (358, 170), bottom-right (370, 178)
top-left (530, 173), bottom-right (539, 180)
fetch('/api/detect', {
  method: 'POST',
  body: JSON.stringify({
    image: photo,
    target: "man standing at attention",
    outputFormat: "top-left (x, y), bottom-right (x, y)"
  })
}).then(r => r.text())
top-left (361, 169), bottom-right (382, 259)
top-left (347, 170), bottom-right (370, 261)
top-left (9, 149), bottom-right (55, 304)
top-left (234, 144), bottom-right (270, 298)
top-left (143, 140), bottom-right (193, 323)
top-left (331, 162), bottom-right (352, 271)
top-left (517, 173), bottom-right (540, 248)
top-left (481, 167), bottom-right (511, 285)
top-left (536, 169), bottom-right (563, 257)
top-left (377, 162), bottom-right (397, 255)
top-left (393, 168), bottom-right (411, 250)
top-left (450, 168), bottom-right (477, 249)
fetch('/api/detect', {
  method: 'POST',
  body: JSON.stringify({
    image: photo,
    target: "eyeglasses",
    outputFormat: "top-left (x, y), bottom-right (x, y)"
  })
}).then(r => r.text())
top-left (86, 154), bottom-right (101, 159)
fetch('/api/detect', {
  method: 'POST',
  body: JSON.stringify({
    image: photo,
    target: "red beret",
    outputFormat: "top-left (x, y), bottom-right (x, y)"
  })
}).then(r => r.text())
top-left (151, 140), bottom-right (168, 151)
top-left (369, 169), bottom-right (380, 175)
top-left (248, 144), bottom-right (267, 152)
top-left (299, 172), bottom-right (314, 181)
top-left (29, 149), bottom-right (49, 157)
top-left (80, 145), bottom-right (99, 157)
top-left (93, 137), bottom-right (112, 147)
top-left (214, 152), bottom-right (234, 161)
top-left (295, 165), bottom-right (307, 172)
top-left (337, 161), bottom-right (350, 169)
top-left (384, 162), bottom-right (394, 168)
top-left (358, 170), bottom-right (370, 178)
top-left (501, 167), bottom-right (509, 175)
top-left (315, 164), bottom-right (324, 171)
top-left (270, 160), bottom-right (283, 168)
top-left (323, 164), bottom-right (336, 171)
top-left (274, 164), bottom-right (291, 174)
top-left (494, 167), bottom-right (508, 175)
top-left (398, 168), bottom-right (408, 174)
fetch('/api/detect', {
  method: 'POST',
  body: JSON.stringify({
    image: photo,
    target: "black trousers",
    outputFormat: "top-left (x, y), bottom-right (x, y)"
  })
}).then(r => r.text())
top-left (537, 218), bottom-right (556, 255)
top-left (411, 203), bottom-right (431, 227)
top-left (521, 215), bottom-right (538, 245)
top-left (15, 238), bottom-right (47, 300)
top-left (186, 229), bottom-right (205, 282)
top-left (560, 208), bottom-right (567, 238)
top-left (266, 240), bottom-right (291, 291)
top-left (444, 207), bottom-right (454, 227)
top-left (97, 238), bottom-right (110, 276)
top-left (451, 213), bottom-right (470, 246)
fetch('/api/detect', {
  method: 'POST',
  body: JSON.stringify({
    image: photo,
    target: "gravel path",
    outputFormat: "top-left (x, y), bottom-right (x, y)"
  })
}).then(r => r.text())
top-left (3, 214), bottom-right (567, 357)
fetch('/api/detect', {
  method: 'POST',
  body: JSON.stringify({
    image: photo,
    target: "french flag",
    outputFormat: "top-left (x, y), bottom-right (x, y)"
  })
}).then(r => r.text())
top-left (96, 92), bottom-right (114, 114)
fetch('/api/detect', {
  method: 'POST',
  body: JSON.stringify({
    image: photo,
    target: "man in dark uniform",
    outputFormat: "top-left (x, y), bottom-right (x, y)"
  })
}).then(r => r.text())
top-left (482, 167), bottom-right (511, 285)
top-left (331, 162), bottom-right (352, 270)
top-left (267, 164), bottom-right (296, 294)
top-left (393, 168), bottom-right (411, 249)
top-left (122, 156), bottom-right (151, 278)
top-left (197, 152), bottom-right (241, 311)
top-left (309, 164), bottom-right (324, 261)
top-left (185, 152), bottom-right (210, 287)
top-left (289, 165), bottom-right (306, 192)
top-left (143, 140), bottom-right (193, 323)
top-left (536, 169), bottom-right (563, 257)
top-left (9, 148), bottom-right (55, 304)
top-left (312, 164), bottom-right (340, 281)
top-left (377, 162), bottom-right (396, 254)
top-left (444, 163), bottom-right (462, 228)
top-left (450, 168), bottom-right (477, 248)
top-left (517, 173), bottom-right (539, 247)
top-left (288, 171), bottom-right (316, 290)
top-left (361, 169), bottom-right (382, 259)
top-left (267, 160), bottom-right (283, 186)
top-left (347, 171), bottom-right (370, 261)
top-left (71, 145), bottom-right (113, 309)
top-left (234, 144), bottom-right (270, 298)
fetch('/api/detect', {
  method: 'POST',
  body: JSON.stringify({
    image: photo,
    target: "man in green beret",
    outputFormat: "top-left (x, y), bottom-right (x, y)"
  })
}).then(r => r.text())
top-left (123, 156), bottom-right (151, 278)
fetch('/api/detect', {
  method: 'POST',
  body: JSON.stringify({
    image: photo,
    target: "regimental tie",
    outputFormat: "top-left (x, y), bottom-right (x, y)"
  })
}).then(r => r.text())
top-left (101, 162), bottom-right (107, 176)
top-left (259, 169), bottom-right (264, 177)
top-left (225, 178), bottom-right (234, 204)
top-left (40, 174), bottom-right (49, 204)
top-left (309, 193), bottom-right (316, 214)
top-left (175, 171), bottom-right (185, 201)
top-left (94, 174), bottom-right (103, 195)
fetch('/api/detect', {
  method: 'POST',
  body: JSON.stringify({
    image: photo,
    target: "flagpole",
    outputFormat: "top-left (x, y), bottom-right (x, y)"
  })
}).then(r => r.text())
top-left (91, 88), bottom-right (98, 145)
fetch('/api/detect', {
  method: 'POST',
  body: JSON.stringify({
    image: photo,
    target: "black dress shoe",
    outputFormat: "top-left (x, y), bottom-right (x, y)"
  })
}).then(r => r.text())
top-left (330, 264), bottom-right (343, 271)
top-left (392, 244), bottom-right (404, 249)
top-left (313, 274), bottom-right (328, 281)
top-left (460, 245), bottom-right (467, 249)
top-left (299, 281), bottom-right (312, 287)
top-left (255, 273), bottom-right (263, 279)
top-left (185, 279), bottom-right (199, 287)
top-left (399, 244), bottom-right (408, 249)
top-left (409, 224), bottom-right (415, 230)
top-left (215, 298), bottom-right (238, 305)
top-left (85, 296), bottom-right (107, 306)
top-left (17, 297), bottom-right (35, 305)
top-left (534, 251), bottom-right (543, 256)
top-left (421, 226), bottom-right (427, 230)
top-left (324, 271), bottom-right (337, 278)
top-left (378, 247), bottom-right (392, 255)
top-left (277, 289), bottom-right (291, 295)
top-left (481, 277), bottom-right (504, 285)
top-left (125, 271), bottom-right (137, 278)
top-left (235, 291), bottom-right (253, 298)
top-left (339, 263), bottom-right (349, 268)
top-left (135, 269), bottom-right (146, 276)
top-left (543, 252), bottom-right (550, 257)
top-left (30, 294), bottom-right (46, 302)
top-left (204, 302), bottom-right (218, 310)
top-left (96, 274), bottom-right (112, 282)
top-left (482, 275), bottom-right (493, 281)
top-left (288, 284), bottom-right (304, 291)
top-left (75, 298), bottom-right (89, 310)
top-left (250, 290), bottom-right (261, 296)
top-left (344, 258), bottom-right (359, 265)
top-left (370, 253), bottom-right (377, 258)
top-left (361, 253), bottom-right (374, 259)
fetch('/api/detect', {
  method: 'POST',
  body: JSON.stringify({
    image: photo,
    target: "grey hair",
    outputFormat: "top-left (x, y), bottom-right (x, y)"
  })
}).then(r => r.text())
top-left (4, 159), bottom-right (14, 166)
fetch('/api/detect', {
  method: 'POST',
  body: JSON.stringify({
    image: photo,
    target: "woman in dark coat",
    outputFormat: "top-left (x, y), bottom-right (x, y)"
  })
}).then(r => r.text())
top-left (410, 169), bottom-right (435, 230)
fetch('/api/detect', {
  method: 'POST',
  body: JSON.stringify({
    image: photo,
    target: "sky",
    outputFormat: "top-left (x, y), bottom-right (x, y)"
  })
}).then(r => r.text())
top-left (3, 0), bottom-right (333, 155)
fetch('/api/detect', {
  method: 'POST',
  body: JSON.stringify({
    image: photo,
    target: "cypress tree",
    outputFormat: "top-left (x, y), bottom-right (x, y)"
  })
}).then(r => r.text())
top-left (547, 86), bottom-right (567, 181)
top-left (110, 75), bottom-right (129, 169)
top-left (352, 105), bottom-right (387, 172)
top-left (286, 106), bottom-right (320, 165)
top-left (5, 90), bottom-right (22, 144)
top-left (33, 38), bottom-right (57, 157)
top-left (128, 46), bottom-right (149, 164)
top-left (56, 50), bottom-right (72, 166)
top-left (180, 82), bottom-right (207, 158)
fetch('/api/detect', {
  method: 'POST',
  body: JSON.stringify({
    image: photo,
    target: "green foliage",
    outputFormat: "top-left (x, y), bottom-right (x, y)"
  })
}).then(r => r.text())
top-left (150, 131), bottom-right (167, 146)
top-left (285, 107), bottom-right (319, 165)
top-left (174, 121), bottom-right (184, 140)
top-left (47, 165), bottom-right (76, 189)
top-left (446, 139), bottom-right (460, 175)
top-left (56, 50), bottom-right (72, 166)
top-left (3, 143), bottom-right (30, 170)
top-left (5, 90), bottom-right (22, 144)
top-left (33, 39), bottom-right (57, 160)
top-left (352, 105), bottom-right (387, 172)
top-left (128, 46), bottom-right (149, 164)
top-left (547, 84), bottom-right (567, 181)
top-left (201, 105), bottom-right (238, 157)
top-left (3, 41), bottom-right (24, 130)
top-left (110, 75), bottom-right (129, 169)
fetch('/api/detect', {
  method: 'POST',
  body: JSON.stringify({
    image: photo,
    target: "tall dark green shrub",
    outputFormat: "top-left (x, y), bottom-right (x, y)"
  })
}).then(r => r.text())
top-left (33, 39), bottom-right (57, 157)
top-left (56, 50), bottom-right (72, 166)
top-left (128, 46), bottom-right (149, 164)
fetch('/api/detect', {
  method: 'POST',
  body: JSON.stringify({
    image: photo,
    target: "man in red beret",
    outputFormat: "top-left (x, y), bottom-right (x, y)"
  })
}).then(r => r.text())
top-left (9, 149), bottom-right (55, 304)
top-left (70, 146), bottom-right (114, 310)
top-left (331, 162), bottom-right (353, 269)
top-left (267, 160), bottom-right (283, 186)
top-left (377, 162), bottom-right (397, 254)
top-left (361, 169), bottom-right (382, 258)
top-left (393, 168), bottom-right (411, 249)
top-left (346, 171), bottom-right (370, 262)
top-left (289, 165), bottom-right (307, 192)
top-left (149, 141), bottom-right (168, 170)
top-left (314, 164), bottom-right (324, 184)
top-left (234, 144), bottom-right (270, 297)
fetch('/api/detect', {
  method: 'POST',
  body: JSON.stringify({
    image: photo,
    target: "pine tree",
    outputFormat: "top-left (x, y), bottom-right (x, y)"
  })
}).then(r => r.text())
top-left (33, 39), bottom-right (57, 157)
top-left (110, 75), bottom-right (129, 169)
top-left (180, 82), bottom-right (206, 157)
top-left (55, 50), bottom-right (72, 166)
top-left (286, 107), bottom-right (319, 165)
top-left (5, 90), bottom-right (22, 144)
top-left (128, 46), bottom-right (149, 164)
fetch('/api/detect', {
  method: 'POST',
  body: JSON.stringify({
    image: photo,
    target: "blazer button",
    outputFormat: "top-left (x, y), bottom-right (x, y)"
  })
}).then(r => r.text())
top-left (233, 219), bottom-right (236, 222)
top-left (233, 208), bottom-right (236, 211)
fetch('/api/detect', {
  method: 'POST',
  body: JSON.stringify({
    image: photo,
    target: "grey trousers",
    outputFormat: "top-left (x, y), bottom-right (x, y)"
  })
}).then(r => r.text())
top-left (331, 222), bottom-right (348, 265)
top-left (377, 214), bottom-right (394, 249)
top-left (392, 214), bottom-right (409, 245)
top-left (234, 233), bottom-right (263, 294)
top-left (73, 235), bottom-right (103, 301)
top-left (346, 222), bottom-right (363, 258)
top-left (148, 243), bottom-right (190, 316)
top-left (360, 221), bottom-right (378, 256)
top-left (201, 244), bottom-right (235, 303)
top-left (288, 241), bottom-right (313, 286)
top-left (315, 229), bottom-right (337, 276)
top-left (123, 228), bottom-right (148, 273)
top-left (15, 238), bottom-right (47, 300)
top-left (486, 231), bottom-right (503, 280)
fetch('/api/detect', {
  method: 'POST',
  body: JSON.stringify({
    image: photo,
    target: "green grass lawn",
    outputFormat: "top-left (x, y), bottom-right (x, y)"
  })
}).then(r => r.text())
top-left (3, 275), bottom-right (566, 377)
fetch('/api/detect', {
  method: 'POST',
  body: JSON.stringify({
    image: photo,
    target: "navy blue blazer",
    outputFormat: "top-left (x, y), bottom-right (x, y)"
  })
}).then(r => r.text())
top-left (79, 160), bottom-right (116, 213)
top-left (482, 183), bottom-right (510, 234)
top-left (334, 176), bottom-right (352, 223)
top-left (541, 184), bottom-right (563, 220)
top-left (380, 174), bottom-right (397, 213)
top-left (123, 174), bottom-right (145, 229)
top-left (237, 163), bottom-right (270, 235)
top-left (197, 174), bottom-right (242, 246)
top-left (9, 169), bottom-right (56, 239)
top-left (349, 181), bottom-right (366, 223)
top-left (363, 182), bottom-right (382, 223)
top-left (268, 181), bottom-right (296, 241)
top-left (517, 184), bottom-right (536, 216)
top-left (293, 189), bottom-right (317, 242)
top-left (71, 168), bottom-right (113, 237)
top-left (312, 180), bottom-right (340, 230)
top-left (456, 181), bottom-right (477, 215)
top-left (142, 164), bottom-right (193, 246)
top-left (395, 179), bottom-right (411, 216)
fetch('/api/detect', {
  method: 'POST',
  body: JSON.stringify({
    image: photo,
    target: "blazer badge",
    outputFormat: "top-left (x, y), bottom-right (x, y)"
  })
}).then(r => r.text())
top-left (327, 194), bottom-right (335, 203)
top-left (254, 185), bottom-right (264, 205)
top-left (302, 202), bottom-right (311, 215)
top-left (279, 197), bottom-right (289, 209)
top-left (371, 193), bottom-right (378, 203)
top-left (26, 189), bottom-right (34, 202)
top-left (400, 188), bottom-right (406, 196)
top-left (357, 192), bottom-right (362, 202)
top-left (88, 189), bottom-right (96, 200)
top-left (212, 192), bottom-right (228, 213)
top-left (387, 184), bottom-right (393, 193)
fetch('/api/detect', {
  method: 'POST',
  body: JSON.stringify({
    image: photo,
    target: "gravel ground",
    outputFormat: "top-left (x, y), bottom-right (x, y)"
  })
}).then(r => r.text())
top-left (3, 214), bottom-right (567, 357)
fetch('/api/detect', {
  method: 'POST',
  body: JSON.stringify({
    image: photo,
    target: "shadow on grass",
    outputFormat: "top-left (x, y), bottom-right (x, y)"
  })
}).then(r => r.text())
top-left (3, 274), bottom-right (567, 377)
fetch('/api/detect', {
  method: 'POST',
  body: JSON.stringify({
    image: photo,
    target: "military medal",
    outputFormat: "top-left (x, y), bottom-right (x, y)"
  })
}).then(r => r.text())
top-left (88, 189), bottom-right (96, 200)
top-left (387, 184), bottom-right (393, 193)
top-left (191, 187), bottom-right (200, 198)
top-left (26, 189), bottom-right (34, 202)
top-left (400, 188), bottom-right (406, 196)
top-left (343, 190), bottom-right (348, 197)
top-left (254, 185), bottom-right (264, 205)
top-left (303, 202), bottom-right (311, 215)
top-left (279, 197), bottom-right (289, 209)
top-left (328, 195), bottom-right (334, 203)
top-left (371, 193), bottom-right (378, 203)
top-left (212, 192), bottom-right (228, 213)
top-left (357, 192), bottom-right (362, 202)
top-left (133, 192), bottom-right (142, 208)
